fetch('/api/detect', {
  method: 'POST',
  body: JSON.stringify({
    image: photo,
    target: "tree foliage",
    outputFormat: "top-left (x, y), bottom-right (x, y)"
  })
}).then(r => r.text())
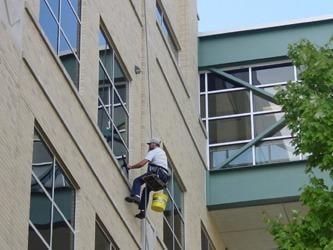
top-left (265, 38), bottom-right (333, 249)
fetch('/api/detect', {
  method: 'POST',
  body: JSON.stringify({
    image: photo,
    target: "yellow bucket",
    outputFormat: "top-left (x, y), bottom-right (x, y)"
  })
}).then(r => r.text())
top-left (151, 193), bottom-right (168, 212)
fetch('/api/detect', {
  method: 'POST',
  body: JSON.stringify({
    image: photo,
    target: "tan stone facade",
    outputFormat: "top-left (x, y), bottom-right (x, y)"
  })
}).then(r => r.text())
top-left (0, 0), bottom-right (225, 249)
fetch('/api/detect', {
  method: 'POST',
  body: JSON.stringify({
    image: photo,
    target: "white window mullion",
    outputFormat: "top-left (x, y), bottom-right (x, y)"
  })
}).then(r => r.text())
top-left (249, 67), bottom-right (256, 165)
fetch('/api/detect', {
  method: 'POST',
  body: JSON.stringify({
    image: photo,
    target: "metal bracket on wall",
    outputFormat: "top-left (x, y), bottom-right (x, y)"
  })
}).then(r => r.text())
top-left (212, 118), bottom-right (286, 170)
top-left (210, 68), bottom-right (277, 104)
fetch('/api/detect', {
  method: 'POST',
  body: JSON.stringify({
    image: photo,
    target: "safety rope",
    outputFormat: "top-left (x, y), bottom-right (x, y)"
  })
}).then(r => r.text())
top-left (143, 0), bottom-right (152, 248)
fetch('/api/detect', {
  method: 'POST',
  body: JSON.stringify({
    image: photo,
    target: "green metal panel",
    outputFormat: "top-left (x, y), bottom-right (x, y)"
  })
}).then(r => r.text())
top-left (206, 162), bottom-right (332, 209)
top-left (199, 20), bottom-right (333, 69)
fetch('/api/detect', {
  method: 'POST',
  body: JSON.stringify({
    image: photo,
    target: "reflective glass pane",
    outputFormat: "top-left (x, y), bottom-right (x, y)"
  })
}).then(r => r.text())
top-left (252, 64), bottom-right (294, 85)
top-left (114, 85), bottom-right (126, 104)
top-left (28, 226), bottom-right (49, 250)
top-left (114, 57), bottom-right (126, 101)
top-left (68, 0), bottom-right (80, 16)
top-left (52, 208), bottom-right (74, 250)
top-left (200, 95), bottom-right (205, 118)
top-left (95, 224), bottom-right (110, 250)
top-left (253, 86), bottom-right (282, 112)
top-left (156, 4), bottom-right (163, 24)
top-left (53, 163), bottom-right (75, 227)
top-left (210, 144), bottom-right (252, 168)
top-left (99, 66), bottom-right (113, 107)
top-left (270, 125), bottom-right (291, 138)
top-left (209, 116), bottom-right (251, 143)
top-left (59, 32), bottom-right (79, 88)
top-left (208, 90), bottom-right (250, 117)
top-left (46, 0), bottom-right (59, 19)
top-left (174, 206), bottom-right (184, 247)
top-left (30, 176), bottom-right (52, 244)
top-left (114, 105), bottom-right (127, 131)
top-left (255, 139), bottom-right (298, 164)
top-left (60, 0), bottom-right (79, 50)
top-left (98, 107), bottom-right (112, 145)
top-left (207, 69), bottom-right (248, 91)
top-left (99, 31), bottom-right (113, 81)
top-left (99, 86), bottom-right (110, 105)
top-left (163, 194), bottom-right (173, 227)
top-left (173, 180), bottom-right (183, 213)
top-left (39, 0), bottom-right (58, 51)
top-left (200, 74), bottom-right (205, 92)
top-left (113, 129), bottom-right (127, 156)
top-left (163, 217), bottom-right (173, 250)
top-left (254, 113), bottom-right (283, 136)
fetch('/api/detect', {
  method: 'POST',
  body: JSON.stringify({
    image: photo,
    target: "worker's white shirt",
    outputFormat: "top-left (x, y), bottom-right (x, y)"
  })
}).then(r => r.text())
top-left (145, 147), bottom-right (168, 170)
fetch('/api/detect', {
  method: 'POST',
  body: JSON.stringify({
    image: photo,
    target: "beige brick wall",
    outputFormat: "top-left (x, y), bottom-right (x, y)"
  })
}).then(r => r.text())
top-left (0, 0), bottom-right (225, 249)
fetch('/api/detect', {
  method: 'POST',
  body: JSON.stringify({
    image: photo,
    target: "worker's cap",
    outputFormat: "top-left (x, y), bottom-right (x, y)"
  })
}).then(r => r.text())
top-left (147, 137), bottom-right (161, 145)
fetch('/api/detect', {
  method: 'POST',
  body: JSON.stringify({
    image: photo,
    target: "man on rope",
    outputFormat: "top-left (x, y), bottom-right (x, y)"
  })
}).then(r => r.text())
top-left (125, 137), bottom-right (169, 219)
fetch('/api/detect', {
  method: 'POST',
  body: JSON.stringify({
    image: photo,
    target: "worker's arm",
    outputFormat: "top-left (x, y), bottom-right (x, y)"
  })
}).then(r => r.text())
top-left (128, 159), bottom-right (149, 169)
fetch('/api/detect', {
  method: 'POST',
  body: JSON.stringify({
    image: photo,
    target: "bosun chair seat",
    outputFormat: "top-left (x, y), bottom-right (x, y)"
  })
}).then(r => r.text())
top-left (142, 174), bottom-right (167, 191)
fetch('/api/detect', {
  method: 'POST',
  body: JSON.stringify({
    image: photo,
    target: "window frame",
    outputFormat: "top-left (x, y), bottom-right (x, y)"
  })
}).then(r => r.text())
top-left (163, 157), bottom-right (185, 250)
top-left (95, 218), bottom-right (119, 250)
top-left (199, 61), bottom-right (305, 169)
top-left (38, 0), bottom-right (82, 89)
top-left (29, 127), bottom-right (76, 250)
top-left (97, 25), bottom-right (130, 172)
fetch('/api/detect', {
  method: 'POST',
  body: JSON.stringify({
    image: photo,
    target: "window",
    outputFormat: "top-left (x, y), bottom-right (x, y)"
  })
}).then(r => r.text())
top-left (200, 63), bottom-right (304, 169)
top-left (156, 1), bottom-right (179, 59)
top-left (39, 0), bottom-right (81, 89)
top-left (29, 129), bottom-right (75, 250)
top-left (163, 161), bottom-right (184, 250)
top-left (98, 28), bottom-right (129, 171)
top-left (201, 225), bottom-right (215, 250)
top-left (95, 221), bottom-right (118, 250)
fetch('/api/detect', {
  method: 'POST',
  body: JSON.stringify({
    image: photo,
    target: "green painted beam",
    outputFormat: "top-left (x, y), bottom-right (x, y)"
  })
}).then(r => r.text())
top-left (214, 117), bottom-right (286, 170)
top-left (210, 68), bottom-right (277, 103)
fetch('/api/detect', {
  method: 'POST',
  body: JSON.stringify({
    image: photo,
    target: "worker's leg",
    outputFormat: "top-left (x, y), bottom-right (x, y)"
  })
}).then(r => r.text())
top-left (139, 185), bottom-right (152, 212)
top-left (131, 173), bottom-right (148, 198)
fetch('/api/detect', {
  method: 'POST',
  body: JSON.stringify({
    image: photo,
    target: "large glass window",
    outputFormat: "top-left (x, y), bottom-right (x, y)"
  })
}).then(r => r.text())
top-left (200, 63), bottom-right (302, 169)
top-left (29, 129), bottom-right (75, 250)
top-left (98, 28), bottom-right (129, 172)
top-left (163, 161), bottom-right (184, 250)
top-left (39, 0), bottom-right (81, 89)
top-left (156, 1), bottom-right (179, 59)
top-left (95, 221), bottom-right (118, 250)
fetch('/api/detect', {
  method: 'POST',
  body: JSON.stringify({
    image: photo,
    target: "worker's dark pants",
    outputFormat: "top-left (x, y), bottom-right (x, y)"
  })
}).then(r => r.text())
top-left (131, 166), bottom-right (169, 212)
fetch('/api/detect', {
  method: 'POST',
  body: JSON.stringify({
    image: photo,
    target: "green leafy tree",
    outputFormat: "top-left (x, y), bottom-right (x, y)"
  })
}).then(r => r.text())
top-left (265, 38), bottom-right (333, 249)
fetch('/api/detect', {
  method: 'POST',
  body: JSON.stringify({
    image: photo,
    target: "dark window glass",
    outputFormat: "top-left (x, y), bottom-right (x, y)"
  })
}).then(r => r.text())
top-left (200, 74), bottom-right (205, 92)
top-left (208, 90), bottom-right (250, 117)
top-left (269, 125), bottom-right (291, 138)
top-left (201, 229), bottom-right (208, 250)
top-left (255, 139), bottom-right (298, 164)
top-left (163, 217), bottom-right (174, 250)
top-left (200, 95), bottom-right (205, 118)
top-left (29, 176), bottom-right (52, 244)
top-left (95, 224), bottom-right (110, 250)
top-left (253, 86), bottom-right (282, 112)
top-left (254, 113), bottom-right (283, 136)
top-left (52, 209), bottom-right (74, 250)
top-left (30, 130), bottom-right (75, 250)
top-left (174, 207), bottom-right (184, 246)
top-left (207, 69), bottom-right (248, 91)
top-left (209, 116), bottom-right (251, 144)
top-left (210, 144), bottom-right (252, 168)
top-left (53, 163), bottom-right (75, 227)
top-left (113, 129), bottom-right (127, 157)
top-left (28, 226), bottom-right (49, 250)
top-left (114, 105), bottom-right (128, 131)
top-left (252, 64), bottom-right (294, 85)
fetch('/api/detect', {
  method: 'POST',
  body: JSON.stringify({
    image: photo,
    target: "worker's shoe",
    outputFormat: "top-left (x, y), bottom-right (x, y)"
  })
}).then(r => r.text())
top-left (125, 195), bottom-right (140, 205)
top-left (135, 211), bottom-right (145, 219)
